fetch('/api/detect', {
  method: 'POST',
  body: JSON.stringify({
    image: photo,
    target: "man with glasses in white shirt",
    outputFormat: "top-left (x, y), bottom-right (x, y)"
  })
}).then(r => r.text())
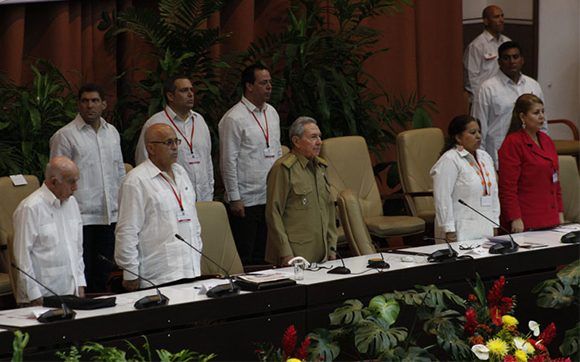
top-left (135, 75), bottom-right (214, 201)
top-left (50, 84), bottom-right (125, 293)
top-left (13, 156), bottom-right (86, 306)
top-left (115, 124), bottom-right (202, 291)
top-left (219, 63), bottom-right (282, 265)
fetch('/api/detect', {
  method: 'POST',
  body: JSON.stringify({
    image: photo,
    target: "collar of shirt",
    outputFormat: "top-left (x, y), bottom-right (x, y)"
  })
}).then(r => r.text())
top-left (39, 183), bottom-right (64, 208)
top-left (141, 158), bottom-right (180, 181)
top-left (72, 114), bottom-right (108, 131)
top-left (498, 70), bottom-right (525, 86)
top-left (483, 30), bottom-right (504, 43)
top-left (165, 106), bottom-right (194, 124)
top-left (293, 152), bottom-right (328, 169)
top-left (241, 95), bottom-right (268, 113)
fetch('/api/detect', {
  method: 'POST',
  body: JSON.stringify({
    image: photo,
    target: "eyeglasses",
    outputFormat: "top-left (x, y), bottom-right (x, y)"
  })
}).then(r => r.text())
top-left (149, 138), bottom-right (182, 147)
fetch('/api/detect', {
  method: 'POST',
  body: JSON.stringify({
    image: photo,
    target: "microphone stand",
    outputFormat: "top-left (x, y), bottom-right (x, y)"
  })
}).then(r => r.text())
top-left (11, 263), bottom-right (76, 323)
top-left (458, 199), bottom-right (519, 254)
top-left (174, 234), bottom-right (240, 298)
top-left (367, 240), bottom-right (390, 269)
top-left (98, 255), bottom-right (169, 309)
top-left (424, 237), bottom-right (459, 262)
top-left (327, 247), bottom-right (351, 274)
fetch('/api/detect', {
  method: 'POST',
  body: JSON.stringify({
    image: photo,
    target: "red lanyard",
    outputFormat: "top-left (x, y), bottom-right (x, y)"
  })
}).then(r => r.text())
top-left (159, 173), bottom-right (184, 211)
top-left (164, 109), bottom-right (195, 154)
top-left (243, 102), bottom-right (270, 148)
top-left (470, 160), bottom-right (491, 195)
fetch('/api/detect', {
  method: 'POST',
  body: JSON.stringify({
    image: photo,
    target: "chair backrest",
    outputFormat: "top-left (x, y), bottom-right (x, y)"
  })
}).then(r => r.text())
top-left (337, 189), bottom-right (376, 256)
top-left (396, 128), bottom-right (444, 222)
top-left (321, 136), bottom-right (383, 218)
top-left (548, 119), bottom-right (579, 141)
top-left (558, 155), bottom-right (580, 223)
top-left (196, 201), bottom-right (244, 276)
top-left (0, 175), bottom-right (40, 296)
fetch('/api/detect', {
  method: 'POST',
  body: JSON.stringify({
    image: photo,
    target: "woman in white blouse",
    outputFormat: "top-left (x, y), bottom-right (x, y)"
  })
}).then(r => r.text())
top-left (430, 115), bottom-right (499, 243)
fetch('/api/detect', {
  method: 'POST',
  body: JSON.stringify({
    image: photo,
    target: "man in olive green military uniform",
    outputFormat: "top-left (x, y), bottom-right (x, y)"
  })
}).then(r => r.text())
top-left (265, 117), bottom-right (337, 266)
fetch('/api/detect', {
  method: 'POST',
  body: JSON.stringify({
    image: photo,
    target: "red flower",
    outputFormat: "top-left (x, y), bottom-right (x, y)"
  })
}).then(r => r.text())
top-left (487, 276), bottom-right (506, 307)
top-left (296, 336), bottom-right (311, 360)
top-left (528, 355), bottom-right (546, 362)
top-left (468, 293), bottom-right (478, 302)
top-left (469, 335), bottom-right (484, 346)
top-left (504, 355), bottom-right (516, 362)
top-left (282, 325), bottom-right (297, 357)
top-left (499, 296), bottom-right (514, 314)
top-left (528, 338), bottom-right (547, 353)
top-left (464, 308), bottom-right (478, 335)
top-left (489, 306), bottom-right (502, 326)
top-left (538, 322), bottom-right (557, 346)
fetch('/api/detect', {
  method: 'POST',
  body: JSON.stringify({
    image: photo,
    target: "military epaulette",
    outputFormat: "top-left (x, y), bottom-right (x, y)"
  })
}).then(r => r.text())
top-left (281, 153), bottom-right (298, 169)
top-left (316, 156), bottom-right (328, 167)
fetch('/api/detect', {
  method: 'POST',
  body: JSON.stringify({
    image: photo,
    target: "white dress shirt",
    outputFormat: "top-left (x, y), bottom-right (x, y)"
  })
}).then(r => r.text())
top-left (471, 71), bottom-right (546, 167)
top-left (12, 184), bottom-right (86, 303)
top-left (135, 107), bottom-right (214, 201)
top-left (218, 96), bottom-right (282, 206)
top-left (463, 30), bottom-right (510, 97)
top-left (430, 148), bottom-right (500, 242)
top-left (115, 159), bottom-right (202, 287)
top-left (50, 115), bottom-right (125, 225)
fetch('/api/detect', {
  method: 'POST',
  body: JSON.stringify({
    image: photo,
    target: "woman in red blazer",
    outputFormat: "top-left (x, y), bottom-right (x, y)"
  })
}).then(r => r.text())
top-left (498, 93), bottom-right (563, 232)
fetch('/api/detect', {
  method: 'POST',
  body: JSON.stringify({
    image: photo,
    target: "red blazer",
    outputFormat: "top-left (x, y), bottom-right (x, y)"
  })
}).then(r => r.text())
top-left (498, 130), bottom-right (563, 230)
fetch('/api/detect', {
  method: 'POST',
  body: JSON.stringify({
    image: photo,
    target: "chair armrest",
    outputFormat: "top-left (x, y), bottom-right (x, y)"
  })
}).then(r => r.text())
top-left (337, 189), bottom-right (376, 256)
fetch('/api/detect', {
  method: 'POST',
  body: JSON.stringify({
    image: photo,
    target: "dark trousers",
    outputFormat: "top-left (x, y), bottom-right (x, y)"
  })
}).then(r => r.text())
top-left (83, 224), bottom-right (116, 293)
top-left (227, 204), bottom-right (267, 265)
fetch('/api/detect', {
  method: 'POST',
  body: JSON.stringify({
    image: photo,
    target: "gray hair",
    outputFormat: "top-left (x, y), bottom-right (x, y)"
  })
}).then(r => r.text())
top-left (289, 116), bottom-right (317, 141)
top-left (45, 156), bottom-right (77, 182)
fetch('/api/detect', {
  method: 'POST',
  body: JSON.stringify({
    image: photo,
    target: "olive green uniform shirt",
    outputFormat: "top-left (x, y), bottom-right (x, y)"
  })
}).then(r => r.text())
top-left (265, 152), bottom-right (337, 264)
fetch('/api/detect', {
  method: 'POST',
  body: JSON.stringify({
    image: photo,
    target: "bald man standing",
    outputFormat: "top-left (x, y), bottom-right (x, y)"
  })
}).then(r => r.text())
top-left (464, 5), bottom-right (511, 101)
top-left (13, 157), bottom-right (86, 306)
top-left (115, 124), bottom-right (203, 291)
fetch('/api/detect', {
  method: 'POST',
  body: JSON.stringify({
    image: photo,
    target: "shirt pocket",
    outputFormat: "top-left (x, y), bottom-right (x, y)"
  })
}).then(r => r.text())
top-left (290, 181), bottom-right (313, 210)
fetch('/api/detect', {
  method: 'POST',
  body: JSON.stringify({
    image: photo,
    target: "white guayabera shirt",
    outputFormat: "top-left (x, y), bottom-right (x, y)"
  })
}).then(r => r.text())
top-left (13, 184), bottom-right (86, 303)
top-left (115, 159), bottom-right (202, 288)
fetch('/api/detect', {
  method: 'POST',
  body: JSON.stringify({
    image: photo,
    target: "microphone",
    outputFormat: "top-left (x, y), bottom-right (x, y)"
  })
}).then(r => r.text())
top-left (423, 236), bottom-right (459, 262)
top-left (98, 255), bottom-right (169, 309)
top-left (327, 247), bottom-right (351, 274)
top-left (11, 263), bottom-right (76, 323)
top-left (458, 199), bottom-right (519, 254)
top-left (367, 240), bottom-right (390, 269)
top-left (174, 234), bottom-right (240, 298)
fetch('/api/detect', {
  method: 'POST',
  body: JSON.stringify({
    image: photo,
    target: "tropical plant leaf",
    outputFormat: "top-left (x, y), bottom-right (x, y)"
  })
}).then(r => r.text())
top-left (533, 279), bottom-right (575, 309)
top-left (307, 328), bottom-right (341, 361)
top-left (367, 295), bottom-right (400, 328)
top-left (560, 322), bottom-right (580, 358)
top-left (354, 317), bottom-right (407, 356)
top-left (558, 260), bottom-right (580, 287)
top-left (329, 299), bottom-right (364, 326)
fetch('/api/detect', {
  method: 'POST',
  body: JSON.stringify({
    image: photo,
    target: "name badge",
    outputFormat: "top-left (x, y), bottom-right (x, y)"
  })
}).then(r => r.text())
top-left (185, 152), bottom-right (201, 165)
top-left (264, 147), bottom-right (276, 158)
top-left (552, 171), bottom-right (558, 183)
top-left (176, 209), bottom-right (192, 223)
top-left (481, 195), bottom-right (492, 207)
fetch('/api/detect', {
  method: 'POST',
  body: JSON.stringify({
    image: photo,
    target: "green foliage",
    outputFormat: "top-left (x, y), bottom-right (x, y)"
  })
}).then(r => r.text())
top-left (0, 60), bottom-right (77, 179)
top-left (55, 336), bottom-right (215, 362)
top-left (11, 331), bottom-right (29, 362)
top-left (533, 261), bottom-right (580, 358)
top-left (560, 322), bottom-right (579, 358)
top-left (242, 0), bottom-right (435, 149)
top-left (532, 260), bottom-right (579, 309)
top-left (307, 328), bottom-right (341, 361)
top-left (309, 286), bottom-right (467, 360)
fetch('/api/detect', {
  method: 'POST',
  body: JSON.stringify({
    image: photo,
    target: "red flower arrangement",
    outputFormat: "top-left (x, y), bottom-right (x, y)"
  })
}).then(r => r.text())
top-left (256, 324), bottom-right (311, 361)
